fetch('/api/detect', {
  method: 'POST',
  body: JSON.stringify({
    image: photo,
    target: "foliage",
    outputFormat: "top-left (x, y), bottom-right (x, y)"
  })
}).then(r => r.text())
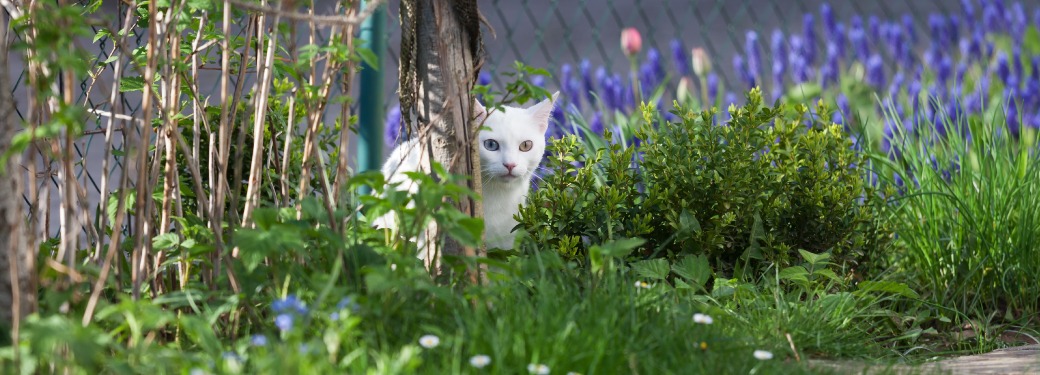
top-left (518, 88), bottom-right (894, 288)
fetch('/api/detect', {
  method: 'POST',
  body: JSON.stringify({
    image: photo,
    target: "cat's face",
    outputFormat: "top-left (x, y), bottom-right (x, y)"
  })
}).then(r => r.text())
top-left (475, 92), bottom-right (559, 185)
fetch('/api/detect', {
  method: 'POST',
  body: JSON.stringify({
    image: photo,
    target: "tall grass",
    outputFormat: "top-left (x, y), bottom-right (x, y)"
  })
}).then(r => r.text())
top-left (874, 98), bottom-right (1040, 319)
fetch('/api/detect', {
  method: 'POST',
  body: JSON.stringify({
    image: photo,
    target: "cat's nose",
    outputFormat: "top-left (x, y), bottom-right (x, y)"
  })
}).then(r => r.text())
top-left (503, 163), bottom-right (516, 173)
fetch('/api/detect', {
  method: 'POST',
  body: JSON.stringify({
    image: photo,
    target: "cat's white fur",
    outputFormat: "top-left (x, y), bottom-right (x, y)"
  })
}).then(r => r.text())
top-left (372, 92), bottom-right (559, 259)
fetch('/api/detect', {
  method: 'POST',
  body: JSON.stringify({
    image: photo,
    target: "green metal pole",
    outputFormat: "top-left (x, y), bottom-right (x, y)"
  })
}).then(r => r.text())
top-left (357, 0), bottom-right (386, 194)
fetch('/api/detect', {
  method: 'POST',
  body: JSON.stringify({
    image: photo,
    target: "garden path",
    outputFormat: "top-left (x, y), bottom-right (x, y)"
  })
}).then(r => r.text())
top-left (809, 344), bottom-right (1040, 375)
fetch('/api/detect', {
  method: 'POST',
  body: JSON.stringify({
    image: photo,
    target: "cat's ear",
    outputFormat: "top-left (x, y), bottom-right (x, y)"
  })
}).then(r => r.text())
top-left (528, 91), bottom-right (560, 133)
top-left (473, 98), bottom-right (488, 125)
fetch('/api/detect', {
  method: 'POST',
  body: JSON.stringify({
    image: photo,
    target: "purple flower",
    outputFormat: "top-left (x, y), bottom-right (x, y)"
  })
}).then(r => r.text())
top-left (849, 25), bottom-right (870, 63)
top-left (745, 31), bottom-right (762, 85)
top-left (997, 51), bottom-right (1011, 83)
top-left (851, 15), bottom-right (863, 30)
top-left (567, 78), bottom-right (583, 112)
top-left (789, 35), bottom-right (811, 84)
top-left (734, 54), bottom-right (755, 89)
top-left (832, 23), bottom-right (847, 61)
top-left (968, 29), bottom-right (984, 62)
top-left (866, 54), bottom-right (885, 88)
top-left (640, 62), bottom-right (658, 94)
top-left (1012, 46), bottom-right (1023, 79)
top-left (725, 91), bottom-right (738, 110)
top-left (670, 39), bottom-right (690, 77)
top-left (595, 66), bottom-right (609, 97)
top-left (590, 111), bottom-right (604, 134)
top-left (561, 63), bottom-right (572, 83)
top-left (961, 0), bottom-right (976, 22)
top-left (550, 103), bottom-right (567, 138)
top-left (929, 14), bottom-right (947, 49)
top-left (948, 15), bottom-right (960, 45)
top-left (889, 71), bottom-right (906, 99)
top-left (706, 73), bottom-right (719, 105)
top-left (275, 313), bottom-right (294, 332)
top-left (272, 294), bottom-right (304, 314)
top-left (868, 15), bottom-right (881, 45)
top-left (821, 43), bottom-right (839, 88)
top-left (803, 13), bottom-right (817, 64)
top-left (1010, 2), bottom-right (1026, 45)
top-left (580, 59), bottom-right (596, 103)
top-left (822, 3), bottom-right (837, 37)
top-left (938, 54), bottom-right (953, 85)
top-left (478, 72), bottom-right (492, 86)
top-left (647, 47), bottom-right (665, 83)
top-left (384, 105), bottom-right (402, 148)
top-left (984, 4), bottom-right (1002, 33)
top-left (902, 14), bottom-right (917, 46)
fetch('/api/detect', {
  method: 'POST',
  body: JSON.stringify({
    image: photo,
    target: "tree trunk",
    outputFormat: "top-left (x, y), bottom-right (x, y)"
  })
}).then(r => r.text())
top-left (0, 8), bottom-right (37, 335)
top-left (411, 0), bottom-right (484, 280)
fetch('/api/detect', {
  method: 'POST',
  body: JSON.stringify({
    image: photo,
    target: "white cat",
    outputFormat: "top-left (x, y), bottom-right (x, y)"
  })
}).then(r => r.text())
top-left (372, 92), bottom-right (559, 260)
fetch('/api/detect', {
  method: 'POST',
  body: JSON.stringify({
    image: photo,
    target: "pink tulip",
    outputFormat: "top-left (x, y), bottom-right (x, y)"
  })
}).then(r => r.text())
top-left (621, 28), bottom-right (642, 57)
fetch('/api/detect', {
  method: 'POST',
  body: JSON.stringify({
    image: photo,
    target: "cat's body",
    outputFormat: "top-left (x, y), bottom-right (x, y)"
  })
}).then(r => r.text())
top-left (372, 92), bottom-right (559, 259)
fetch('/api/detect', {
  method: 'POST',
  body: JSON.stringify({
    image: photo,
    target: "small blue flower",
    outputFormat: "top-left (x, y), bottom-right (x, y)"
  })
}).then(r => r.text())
top-left (275, 313), bottom-right (294, 332)
top-left (531, 75), bottom-right (545, 88)
top-left (330, 312), bottom-right (339, 321)
top-left (251, 334), bottom-right (268, 347)
top-left (299, 343), bottom-right (311, 354)
top-left (271, 294), bottom-right (299, 313)
top-left (337, 296), bottom-right (360, 312)
top-left (222, 351), bottom-right (242, 363)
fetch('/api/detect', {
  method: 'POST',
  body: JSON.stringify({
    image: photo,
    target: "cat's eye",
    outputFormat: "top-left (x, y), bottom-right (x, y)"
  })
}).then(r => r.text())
top-left (484, 139), bottom-right (500, 151)
top-left (519, 140), bottom-right (533, 152)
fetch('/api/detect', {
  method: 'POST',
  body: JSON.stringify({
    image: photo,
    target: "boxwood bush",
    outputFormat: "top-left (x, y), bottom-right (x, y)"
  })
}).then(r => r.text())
top-left (517, 88), bottom-right (894, 284)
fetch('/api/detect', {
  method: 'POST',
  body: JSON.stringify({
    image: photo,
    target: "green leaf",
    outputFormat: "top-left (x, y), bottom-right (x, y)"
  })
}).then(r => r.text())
top-left (813, 268), bottom-right (842, 283)
top-left (119, 75), bottom-right (161, 92)
top-left (355, 47), bottom-right (378, 70)
top-left (180, 316), bottom-right (221, 355)
top-left (596, 237), bottom-right (645, 258)
top-left (152, 233), bottom-right (180, 249)
top-left (678, 208), bottom-right (701, 235)
top-left (252, 207), bottom-right (279, 230)
top-left (93, 28), bottom-right (111, 43)
top-left (671, 254), bottom-right (710, 287)
top-left (784, 83), bottom-right (823, 104)
top-left (778, 266), bottom-right (809, 280)
top-left (630, 258), bottom-right (670, 280)
top-left (741, 213), bottom-right (765, 260)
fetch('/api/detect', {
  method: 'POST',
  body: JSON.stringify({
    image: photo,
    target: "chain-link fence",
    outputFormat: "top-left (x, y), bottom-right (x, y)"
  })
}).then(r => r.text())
top-left (10, 0), bottom-right (969, 237)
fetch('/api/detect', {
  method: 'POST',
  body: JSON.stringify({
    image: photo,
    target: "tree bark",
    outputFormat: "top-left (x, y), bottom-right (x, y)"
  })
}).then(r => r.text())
top-left (0, 8), bottom-right (37, 334)
top-left (411, 0), bottom-right (484, 280)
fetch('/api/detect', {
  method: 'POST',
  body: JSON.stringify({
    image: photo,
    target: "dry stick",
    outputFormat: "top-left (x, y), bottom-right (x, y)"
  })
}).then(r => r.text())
top-left (226, 0), bottom-right (385, 26)
top-left (132, 0), bottom-right (161, 300)
top-left (228, 15), bottom-right (264, 257)
top-left (213, 0), bottom-right (238, 289)
top-left (786, 333), bottom-right (801, 362)
top-left (192, 12), bottom-right (208, 198)
top-left (241, 1), bottom-right (283, 227)
top-left (279, 90), bottom-right (295, 207)
top-left (332, 2), bottom-right (359, 205)
top-left (156, 26), bottom-right (182, 294)
top-left (81, 154), bottom-right (133, 326)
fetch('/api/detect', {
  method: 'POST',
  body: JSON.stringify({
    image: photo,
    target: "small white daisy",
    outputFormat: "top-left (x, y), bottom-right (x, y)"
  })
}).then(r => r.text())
top-left (469, 354), bottom-right (491, 368)
top-left (753, 350), bottom-right (773, 360)
top-left (566, 372), bottom-right (582, 375)
top-left (634, 281), bottom-right (651, 289)
top-left (419, 334), bottom-right (440, 348)
top-left (391, 263), bottom-right (397, 271)
top-left (527, 363), bottom-right (550, 374)
top-left (693, 313), bottom-right (714, 324)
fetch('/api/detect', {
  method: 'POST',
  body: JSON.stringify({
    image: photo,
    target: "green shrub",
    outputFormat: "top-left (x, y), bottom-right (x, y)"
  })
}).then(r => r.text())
top-left (517, 88), bottom-right (894, 282)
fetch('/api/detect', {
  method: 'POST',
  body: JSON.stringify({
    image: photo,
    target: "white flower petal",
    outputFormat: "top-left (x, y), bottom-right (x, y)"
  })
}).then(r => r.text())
top-left (693, 313), bottom-right (714, 324)
top-left (469, 354), bottom-right (491, 368)
top-left (419, 334), bottom-right (440, 348)
top-left (753, 350), bottom-right (773, 360)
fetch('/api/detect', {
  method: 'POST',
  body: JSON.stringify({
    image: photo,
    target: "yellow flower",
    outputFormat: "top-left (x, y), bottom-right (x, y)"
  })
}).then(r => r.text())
top-left (700, 342), bottom-right (708, 350)
top-left (634, 281), bottom-right (652, 289)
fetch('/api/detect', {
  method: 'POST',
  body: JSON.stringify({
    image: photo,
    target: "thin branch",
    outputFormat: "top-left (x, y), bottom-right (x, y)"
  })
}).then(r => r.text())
top-left (226, 0), bottom-right (385, 27)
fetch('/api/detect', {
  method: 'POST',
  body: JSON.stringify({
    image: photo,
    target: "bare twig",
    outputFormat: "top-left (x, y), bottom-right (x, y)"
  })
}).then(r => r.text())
top-left (226, 0), bottom-right (385, 27)
top-left (241, 0), bottom-right (283, 227)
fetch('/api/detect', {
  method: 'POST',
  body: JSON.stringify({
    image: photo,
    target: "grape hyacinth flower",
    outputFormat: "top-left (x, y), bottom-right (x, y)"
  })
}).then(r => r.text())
top-left (961, 0), bottom-right (975, 27)
top-left (821, 3), bottom-right (836, 37)
top-left (532, 75), bottom-right (545, 88)
top-left (788, 36), bottom-right (810, 84)
top-left (902, 14), bottom-right (917, 46)
top-left (590, 111), bottom-right (604, 134)
top-left (833, 23), bottom-right (847, 61)
top-left (647, 47), bottom-right (665, 83)
top-left (706, 73), bottom-right (719, 105)
top-left (928, 14), bottom-right (947, 49)
top-left (866, 54), bottom-right (885, 88)
top-left (868, 15), bottom-right (881, 45)
top-left (997, 51), bottom-right (1011, 84)
top-left (1012, 46), bottom-right (1023, 79)
top-left (745, 30), bottom-right (762, 86)
top-left (803, 13), bottom-right (817, 64)
top-left (984, 4), bottom-right (1002, 33)
top-left (948, 15), bottom-right (960, 45)
top-left (580, 59), bottom-right (595, 104)
top-left (889, 71), bottom-right (905, 100)
top-left (733, 54), bottom-right (755, 89)
top-left (670, 39), bottom-right (690, 77)
top-left (849, 25), bottom-right (870, 63)
top-left (567, 77), bottom-right (583, 112)
top-left (1010, 2), bottom-right (1026, 45)
top-left (821, 43), bottom-right (840, 89)
top-left (383, 104), bottom-right (402, 148)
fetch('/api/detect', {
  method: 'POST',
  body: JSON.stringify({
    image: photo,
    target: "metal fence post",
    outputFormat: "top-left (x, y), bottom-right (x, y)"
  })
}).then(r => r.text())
top-left (357, 0), bottom-right (387, 194)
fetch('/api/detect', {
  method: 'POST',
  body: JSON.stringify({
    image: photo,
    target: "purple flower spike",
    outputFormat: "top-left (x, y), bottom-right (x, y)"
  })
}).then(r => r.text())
top-left (868, 15), bottom-right (881, 45)
top-left (851, 15), bottom-right (863, 30)
top-left (902, 14), bottom-right (917, 46)
top-left (1012, 46), bottom-right (1023, 79)
top-left (961, 0), bottom-right (975, 21)
top-left (890, 71), bottom-right (906, 99)
top-left (866, 54), bottom-right (885, 88)
top-left (938, 54), bottom-right (954, 85)
top-left (478, 72), bottom-right (492, 86)
top-left (383, 105), bottom-right (402, 148)
top-left (567, 78), bottom-right (583, 112)
top-left (734, 54), bottom-right (755, 89)
top-left (849, 26), bottom-right (870, 63)
top-left (532, 75), bottom-right (545, 88)
top-left (561, 63), bottom-right (572, 83)
top-left (821, 43), bottom-right (840, 88)
top-left (670, 39), bottom-right (690, 77)
top-left (745, 31), bottom-right (762, 85)
top-left (580, 59), bottom-right (595, 103)
top-left (1010, 2), bottom-right (1026, 45)
top-left (984, 5), bottom-right (1002, 33)
top-left (928, 14), bottom-right (947, 49)
top-left (822, 3), bottom-right (837, 37)
top-left (590, 111), bottom-right (604, 134)
top-left (706, 73), bottom-right (719, 105)
top-left (833, 23), bottom-right (847, 61)
top-left (948, 15), bottom-right (960, 44)
top-left (647, 47), bottom-right (665, 82)
top-left (771, 29), bottom-right (787, 62)
top-left (997, 51), bottom-right (1011, 84)
top-left (803, 13), bottom-right (818, 64)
